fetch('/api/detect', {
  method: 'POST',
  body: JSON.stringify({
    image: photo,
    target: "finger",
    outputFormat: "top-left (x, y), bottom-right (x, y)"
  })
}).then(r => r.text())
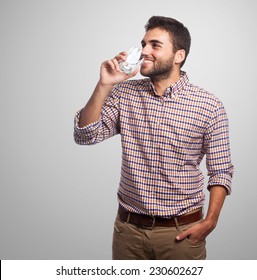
top-left (111, 58), bottom-right (122, 72)
top-left (115, 52), bottom-right (127, 62)
top-left (104, 59), bottom-right (122, 73)
top-left (118, 51), bottom-right (128, 58)
top-left (176, 230), bottom-right (190, 241)
top-left (119, 51), bottom-right (127, 56)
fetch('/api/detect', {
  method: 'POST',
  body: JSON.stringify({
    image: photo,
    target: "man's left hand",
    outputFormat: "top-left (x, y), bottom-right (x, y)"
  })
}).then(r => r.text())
top-left (176, 219), bottom-right (215, 244)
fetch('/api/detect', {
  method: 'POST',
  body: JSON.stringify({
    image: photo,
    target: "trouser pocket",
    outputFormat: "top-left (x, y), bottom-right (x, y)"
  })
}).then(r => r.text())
top-left (175, 220), bottom-right (206, 259)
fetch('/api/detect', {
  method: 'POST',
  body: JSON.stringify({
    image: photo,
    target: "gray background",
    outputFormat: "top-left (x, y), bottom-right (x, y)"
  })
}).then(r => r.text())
top-left (0, 0), bottom-right (256, 259)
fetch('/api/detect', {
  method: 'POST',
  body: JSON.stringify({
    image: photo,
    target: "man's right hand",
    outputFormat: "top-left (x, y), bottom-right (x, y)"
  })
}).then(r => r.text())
top-left (78, 51), bottom-right (139, 128)
top-left (99, 51), bottom-right (139, 87)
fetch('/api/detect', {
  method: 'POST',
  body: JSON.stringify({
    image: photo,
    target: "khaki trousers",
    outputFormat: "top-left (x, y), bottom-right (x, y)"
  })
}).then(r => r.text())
top-left (112, 214), bottom-right (206, 260)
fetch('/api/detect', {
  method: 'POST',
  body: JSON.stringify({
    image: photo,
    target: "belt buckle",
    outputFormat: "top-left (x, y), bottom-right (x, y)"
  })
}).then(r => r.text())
top-left (142, 215), bottom-right (156, 229)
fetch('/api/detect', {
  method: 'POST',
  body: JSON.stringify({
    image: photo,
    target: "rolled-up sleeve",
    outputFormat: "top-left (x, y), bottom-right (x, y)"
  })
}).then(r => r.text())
top-left (204, 102), bottom-right (234, 194)
top-left (74, 86), bottom-right (121, 145)
top-left (74, 111), bottom-right (102, 145)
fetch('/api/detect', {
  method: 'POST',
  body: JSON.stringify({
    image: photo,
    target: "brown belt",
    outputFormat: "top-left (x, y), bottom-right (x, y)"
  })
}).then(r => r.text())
top-left (118, 205), bottom-right (203, 229)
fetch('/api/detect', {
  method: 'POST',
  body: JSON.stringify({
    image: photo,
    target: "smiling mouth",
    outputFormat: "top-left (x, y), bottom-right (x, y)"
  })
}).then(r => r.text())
top-left (142, 57), bottom-right (154, 64)
top-left (142, 60), bottom-right (154, 67)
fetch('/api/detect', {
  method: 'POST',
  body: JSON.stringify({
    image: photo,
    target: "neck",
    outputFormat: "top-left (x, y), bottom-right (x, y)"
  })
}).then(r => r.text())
top-left (151, 69), bottom-right (181, 96)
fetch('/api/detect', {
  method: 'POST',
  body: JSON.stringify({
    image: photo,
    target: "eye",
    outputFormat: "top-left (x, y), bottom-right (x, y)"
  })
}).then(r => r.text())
top-left (152, 43), bottom-right (161, 48)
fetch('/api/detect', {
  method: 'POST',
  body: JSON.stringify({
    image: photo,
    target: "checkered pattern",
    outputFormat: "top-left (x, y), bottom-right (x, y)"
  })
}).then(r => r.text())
top-left (74, 72), bottom-right (234, 218)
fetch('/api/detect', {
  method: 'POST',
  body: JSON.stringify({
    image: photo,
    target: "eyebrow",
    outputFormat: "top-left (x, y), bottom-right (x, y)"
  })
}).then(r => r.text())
top-left (141, 39), bottom-right (164, 45)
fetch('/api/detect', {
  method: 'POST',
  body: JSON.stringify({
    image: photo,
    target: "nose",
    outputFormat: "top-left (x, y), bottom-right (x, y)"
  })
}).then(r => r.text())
top-left (141, 45), bottom-right (151, 57)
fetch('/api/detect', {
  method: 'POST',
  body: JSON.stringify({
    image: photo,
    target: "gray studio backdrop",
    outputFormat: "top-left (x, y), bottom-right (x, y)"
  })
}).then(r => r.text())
top-left (0, 0), bottom-right (256, 259)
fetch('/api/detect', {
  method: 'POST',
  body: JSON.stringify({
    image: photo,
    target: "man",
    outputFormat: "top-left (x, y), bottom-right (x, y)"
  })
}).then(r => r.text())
top-left (74, 16), bottom-right (234, 260)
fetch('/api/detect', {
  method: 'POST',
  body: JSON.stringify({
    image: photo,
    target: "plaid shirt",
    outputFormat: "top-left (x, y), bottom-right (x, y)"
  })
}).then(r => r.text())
top-left (74, 72), bottom-right (234, 218)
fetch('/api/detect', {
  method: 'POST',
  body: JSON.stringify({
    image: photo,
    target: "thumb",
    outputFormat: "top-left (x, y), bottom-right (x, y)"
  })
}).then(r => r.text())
top-left (176, 230), bottom-right (190, 241)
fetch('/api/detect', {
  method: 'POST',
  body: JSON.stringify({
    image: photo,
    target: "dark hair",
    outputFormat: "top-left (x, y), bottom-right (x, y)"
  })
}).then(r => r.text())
top-left (145, 16), bottom-right (191, 67)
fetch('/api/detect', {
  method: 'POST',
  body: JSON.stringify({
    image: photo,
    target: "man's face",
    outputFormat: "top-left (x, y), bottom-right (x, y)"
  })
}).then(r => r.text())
top-left (140, 28), bottom-right (175, 80)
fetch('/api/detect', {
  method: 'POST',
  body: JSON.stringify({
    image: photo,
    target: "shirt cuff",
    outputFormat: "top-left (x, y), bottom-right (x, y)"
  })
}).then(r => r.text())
top-left (74, 110), bottom-right (101, 143)
top-left (207, 173), bottom-right (232, 195)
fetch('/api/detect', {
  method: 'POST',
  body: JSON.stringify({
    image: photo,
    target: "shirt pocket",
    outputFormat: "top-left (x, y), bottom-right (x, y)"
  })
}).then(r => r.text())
top-left (161, 129), bottom-right (203, 171)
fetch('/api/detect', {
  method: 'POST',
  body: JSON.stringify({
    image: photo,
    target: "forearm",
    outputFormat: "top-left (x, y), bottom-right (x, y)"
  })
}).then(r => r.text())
top-left (78, 51), bottom-right (138, 128)
top-left (78, 81), bottom-right (113, 128)
top-left (176, 185), bottom-right (228, 242)
top-left (204, 185), bottom-right (228, 228)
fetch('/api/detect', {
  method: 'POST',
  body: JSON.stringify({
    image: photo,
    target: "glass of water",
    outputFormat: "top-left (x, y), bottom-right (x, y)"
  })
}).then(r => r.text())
top-left (119, 47), bottom-right (144, 74)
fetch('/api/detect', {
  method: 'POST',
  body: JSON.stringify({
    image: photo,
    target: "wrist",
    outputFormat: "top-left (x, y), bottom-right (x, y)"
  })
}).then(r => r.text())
top-left (203, 216), bottom-right (218, 231)
top-left (92, 81), bottom-right (114, 101)
top-left (97, 80), bottom-right (114, 90)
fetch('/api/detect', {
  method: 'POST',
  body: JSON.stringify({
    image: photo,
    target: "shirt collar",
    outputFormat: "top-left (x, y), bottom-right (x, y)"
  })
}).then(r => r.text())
top-left (149, 71), bottom-right (189, 97)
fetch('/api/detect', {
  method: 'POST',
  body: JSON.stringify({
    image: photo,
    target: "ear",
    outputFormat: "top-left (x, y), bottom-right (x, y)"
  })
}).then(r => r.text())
top-left (174, 49), bottom-right (186, 65)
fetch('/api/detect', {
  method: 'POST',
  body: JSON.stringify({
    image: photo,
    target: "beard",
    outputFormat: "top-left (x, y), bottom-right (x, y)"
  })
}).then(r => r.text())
top-left (140, 56), bottom-right (174, 82)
